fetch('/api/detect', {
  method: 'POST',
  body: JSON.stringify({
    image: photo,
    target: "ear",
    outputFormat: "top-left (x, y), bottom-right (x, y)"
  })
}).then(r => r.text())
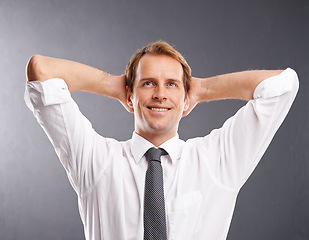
top-left (183, 96), bottom-right (189, 112)
top-left (126, 86), bottom-right (134, 113)
top-left (181, 96), bottom-right (190, 117)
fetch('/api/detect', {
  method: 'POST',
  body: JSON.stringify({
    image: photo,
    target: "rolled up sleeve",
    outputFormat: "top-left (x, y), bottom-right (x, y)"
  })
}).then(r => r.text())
top-left (25, 78), bottom-right (71, 111)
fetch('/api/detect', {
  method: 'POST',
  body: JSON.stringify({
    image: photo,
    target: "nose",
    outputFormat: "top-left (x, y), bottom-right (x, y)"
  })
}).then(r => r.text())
top-left (153, 85), bottom-right (167, 101)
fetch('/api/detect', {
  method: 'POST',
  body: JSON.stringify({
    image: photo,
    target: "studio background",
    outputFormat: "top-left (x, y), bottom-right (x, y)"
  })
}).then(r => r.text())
top-left (0, 0), bottom-right (308, 239)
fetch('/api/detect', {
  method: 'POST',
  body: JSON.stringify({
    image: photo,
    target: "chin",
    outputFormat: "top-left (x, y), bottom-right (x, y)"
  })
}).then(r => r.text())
top-left (148, 123), bottom-right (174, 135)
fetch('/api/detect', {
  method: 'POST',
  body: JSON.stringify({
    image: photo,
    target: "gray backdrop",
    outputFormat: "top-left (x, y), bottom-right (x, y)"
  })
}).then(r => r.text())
top-left (1, 0), bottom-right (308, 239)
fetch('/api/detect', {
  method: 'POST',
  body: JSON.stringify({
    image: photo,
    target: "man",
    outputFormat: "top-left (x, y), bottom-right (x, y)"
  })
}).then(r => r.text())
top-left (25, 41), bottom-right (299, 240)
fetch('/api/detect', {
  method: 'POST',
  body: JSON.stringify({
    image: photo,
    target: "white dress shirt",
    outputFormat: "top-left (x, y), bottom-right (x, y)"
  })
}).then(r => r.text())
top-left (25, 68), bottom-right (299, 240)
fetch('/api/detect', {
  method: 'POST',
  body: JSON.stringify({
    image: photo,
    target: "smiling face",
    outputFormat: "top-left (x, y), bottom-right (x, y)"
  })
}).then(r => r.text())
top-left (127, 54), bottom-right (189, 145)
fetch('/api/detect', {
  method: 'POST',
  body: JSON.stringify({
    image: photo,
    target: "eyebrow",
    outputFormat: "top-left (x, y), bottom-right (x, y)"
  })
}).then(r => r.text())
top-left (140, 78), bottom-right (182, 82)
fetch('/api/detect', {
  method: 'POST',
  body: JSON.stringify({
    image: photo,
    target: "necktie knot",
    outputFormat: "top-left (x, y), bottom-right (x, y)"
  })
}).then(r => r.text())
top-left (145, 147), bottom-right (167, 163)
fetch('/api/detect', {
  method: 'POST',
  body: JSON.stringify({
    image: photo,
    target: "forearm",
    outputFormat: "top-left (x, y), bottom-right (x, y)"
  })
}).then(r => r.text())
top-left (196, 70), bottom-right (283, 102)
top-left (26, 55), bottom-right (123, 99)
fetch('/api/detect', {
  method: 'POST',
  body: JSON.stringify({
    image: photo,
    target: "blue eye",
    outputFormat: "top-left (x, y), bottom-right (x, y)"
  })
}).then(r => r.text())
top-left (143, 81), bottom-right (155, 86)
top-left (168, 82), bottom-right (176, 87)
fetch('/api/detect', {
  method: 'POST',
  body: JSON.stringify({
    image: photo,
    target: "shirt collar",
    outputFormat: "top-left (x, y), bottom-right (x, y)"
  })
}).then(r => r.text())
top-left (131, 132), bottom-right (183, 164)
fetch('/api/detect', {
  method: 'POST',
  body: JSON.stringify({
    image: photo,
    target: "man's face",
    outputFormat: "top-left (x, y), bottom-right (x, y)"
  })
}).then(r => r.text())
top-left (127, 54), bottom-right (189, 142)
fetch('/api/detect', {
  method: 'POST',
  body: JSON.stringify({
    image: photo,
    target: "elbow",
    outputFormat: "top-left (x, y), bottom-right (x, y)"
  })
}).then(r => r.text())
top-left (26, 54), bottom-right (44, 82)
top-left (290, 68), bottom-right (300, 97)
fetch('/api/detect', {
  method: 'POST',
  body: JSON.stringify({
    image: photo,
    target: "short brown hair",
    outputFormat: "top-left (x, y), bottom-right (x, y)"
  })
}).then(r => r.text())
top-left (125, 41), bottom-right (191, 94)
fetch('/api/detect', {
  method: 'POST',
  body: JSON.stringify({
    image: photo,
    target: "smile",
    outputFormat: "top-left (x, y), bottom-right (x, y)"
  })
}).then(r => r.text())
top-left (147, 107), bottom-right (170, 111)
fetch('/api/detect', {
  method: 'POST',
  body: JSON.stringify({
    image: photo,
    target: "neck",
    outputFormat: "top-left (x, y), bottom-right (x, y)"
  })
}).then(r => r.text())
top-left (135, 131), bottom-right (176, 147)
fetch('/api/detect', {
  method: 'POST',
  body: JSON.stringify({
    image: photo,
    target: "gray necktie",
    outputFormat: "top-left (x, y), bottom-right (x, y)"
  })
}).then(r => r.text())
top-left (144, 147), bottom-right (168, 240)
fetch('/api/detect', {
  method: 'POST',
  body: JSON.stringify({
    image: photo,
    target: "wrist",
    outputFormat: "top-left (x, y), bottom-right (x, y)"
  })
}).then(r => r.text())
top-left (108, 74), bottom-right (127, 101)
top-left (191, 77), bottom-right (210, 103)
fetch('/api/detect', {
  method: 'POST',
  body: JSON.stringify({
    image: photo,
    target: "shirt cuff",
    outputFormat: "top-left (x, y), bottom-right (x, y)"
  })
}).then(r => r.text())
top-left (24, 78), bottom-right (71, 112)
top-left (253, 68), bottom-right (297, 99)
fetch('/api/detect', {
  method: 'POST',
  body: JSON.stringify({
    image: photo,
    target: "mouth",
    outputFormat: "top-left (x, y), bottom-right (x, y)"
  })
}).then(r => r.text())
top-left (147, 107), bottom-right (171, 112)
